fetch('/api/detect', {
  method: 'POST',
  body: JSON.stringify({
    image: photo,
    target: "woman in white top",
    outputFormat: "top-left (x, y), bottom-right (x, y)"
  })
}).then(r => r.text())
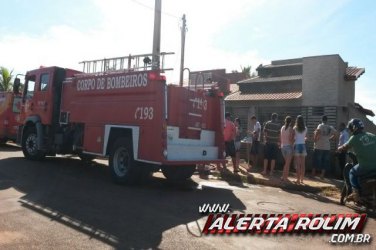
top-left (280, 116), bottom-right (294, 181)
top-left (293, 115), bottom-right (308, 184)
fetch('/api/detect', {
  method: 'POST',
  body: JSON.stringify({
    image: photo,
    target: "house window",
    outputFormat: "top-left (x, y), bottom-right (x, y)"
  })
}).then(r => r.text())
top-left (312, 107), bottom-right (324, 116)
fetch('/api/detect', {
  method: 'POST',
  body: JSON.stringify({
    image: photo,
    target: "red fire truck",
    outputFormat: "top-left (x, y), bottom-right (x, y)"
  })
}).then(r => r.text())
top-left (16, 53), bottom-right (225, 184)
top-left (0, 92), bottom-right (22, 144)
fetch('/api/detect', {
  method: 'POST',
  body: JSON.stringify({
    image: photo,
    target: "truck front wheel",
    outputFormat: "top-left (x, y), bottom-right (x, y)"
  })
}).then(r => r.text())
top-left (22, 127), bottom-right (45, 160)
top-left (161, 165), bottom-right (196, 181)
top-left (109, 138), bottom-right (139, 185)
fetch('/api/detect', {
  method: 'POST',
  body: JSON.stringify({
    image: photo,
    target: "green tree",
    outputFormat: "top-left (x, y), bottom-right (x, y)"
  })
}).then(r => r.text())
top-left (240, 65), bottom-right (251, 78)
top-left (0, 67), bottom-right (14, 91)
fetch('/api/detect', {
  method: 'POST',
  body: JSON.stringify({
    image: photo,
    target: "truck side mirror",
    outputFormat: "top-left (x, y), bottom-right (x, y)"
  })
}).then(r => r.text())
top-left (13, 78), bottom-right (21, 94)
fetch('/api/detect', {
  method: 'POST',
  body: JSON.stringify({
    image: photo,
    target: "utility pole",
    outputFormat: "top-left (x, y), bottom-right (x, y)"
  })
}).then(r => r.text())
top-left (179, 14), bottom-right (187, 87)
top-left (152, 0), bottom-right (162, 70)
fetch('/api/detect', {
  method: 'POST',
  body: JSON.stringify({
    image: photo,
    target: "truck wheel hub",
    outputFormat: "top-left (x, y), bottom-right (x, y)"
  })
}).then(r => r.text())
top-left (26, 134), bottom-right (37, 155)
top-left (113, 147), bottom-right (129, 177)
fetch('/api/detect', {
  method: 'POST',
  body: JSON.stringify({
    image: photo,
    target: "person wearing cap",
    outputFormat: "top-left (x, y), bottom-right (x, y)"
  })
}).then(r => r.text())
top-left (223, 112), bottom-right (238, 173)
top-left (338, 118), bottom-right (376, 202)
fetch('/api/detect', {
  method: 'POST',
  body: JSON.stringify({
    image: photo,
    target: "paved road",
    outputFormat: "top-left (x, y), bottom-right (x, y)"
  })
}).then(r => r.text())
top-left (0, 144), bottom-right (375, 249)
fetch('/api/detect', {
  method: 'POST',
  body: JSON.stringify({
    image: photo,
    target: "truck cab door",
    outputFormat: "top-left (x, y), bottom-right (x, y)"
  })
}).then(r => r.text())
top-left (23, 68), bottom-right (55, 125)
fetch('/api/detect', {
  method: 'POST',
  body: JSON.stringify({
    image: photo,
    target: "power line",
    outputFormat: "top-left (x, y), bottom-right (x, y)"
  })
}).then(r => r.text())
top-left (130, 0), bottom-right (180, 20)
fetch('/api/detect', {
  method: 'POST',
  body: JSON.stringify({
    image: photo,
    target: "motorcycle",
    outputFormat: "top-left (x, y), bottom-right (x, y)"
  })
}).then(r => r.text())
top-left (340, 152), bottom-right (376, 213)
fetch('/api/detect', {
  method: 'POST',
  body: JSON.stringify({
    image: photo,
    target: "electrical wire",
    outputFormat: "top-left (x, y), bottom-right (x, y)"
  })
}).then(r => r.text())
top-left (130, 0), bottom-right (180, 20)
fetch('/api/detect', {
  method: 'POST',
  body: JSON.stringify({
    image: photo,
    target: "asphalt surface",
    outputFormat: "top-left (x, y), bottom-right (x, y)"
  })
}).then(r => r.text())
top-left (0, 143), bottom-right (375, 250)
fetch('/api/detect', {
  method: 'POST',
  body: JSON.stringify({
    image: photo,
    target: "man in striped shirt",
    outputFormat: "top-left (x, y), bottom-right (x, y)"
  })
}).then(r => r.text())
top-left (262, 113), bottom-right (281, 175)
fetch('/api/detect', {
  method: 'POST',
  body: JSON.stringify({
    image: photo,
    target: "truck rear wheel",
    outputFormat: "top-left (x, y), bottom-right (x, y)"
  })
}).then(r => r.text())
top-left (22, 127), bottom-right (45, 160)
top-left (161, 165), bottom-right (196, 181)
top-left (109, 138), bottom-right (139, 184)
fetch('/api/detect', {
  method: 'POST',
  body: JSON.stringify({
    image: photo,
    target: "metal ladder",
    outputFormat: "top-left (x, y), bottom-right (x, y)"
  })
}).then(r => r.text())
top-left (179, 73), bottom-right (218, 139)
top-left (79, 52), bottom-right (174, 74)
top-left (178, 90), bottom-right (203, 139)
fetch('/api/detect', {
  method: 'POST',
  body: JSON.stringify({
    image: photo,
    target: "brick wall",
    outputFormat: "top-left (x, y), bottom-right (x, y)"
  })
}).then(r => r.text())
top-left (302, 55), bottom-right (343, 106)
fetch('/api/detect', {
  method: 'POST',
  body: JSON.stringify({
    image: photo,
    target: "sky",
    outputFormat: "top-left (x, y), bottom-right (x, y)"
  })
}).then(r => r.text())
top-left (0, 0), bottom-right (375, 122)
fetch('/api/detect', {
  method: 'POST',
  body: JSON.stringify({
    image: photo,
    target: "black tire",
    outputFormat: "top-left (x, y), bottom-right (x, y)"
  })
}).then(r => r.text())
top-left (340, 185), bottom-right (347, 205)
top-left (109, 137), bottom-right (139, 185)
top-left (21, 127), bottom-right (45, 160)
top-left (161, 165), bottom-right (196, 181)
top-left (340, 163), bottom-right (354, 205)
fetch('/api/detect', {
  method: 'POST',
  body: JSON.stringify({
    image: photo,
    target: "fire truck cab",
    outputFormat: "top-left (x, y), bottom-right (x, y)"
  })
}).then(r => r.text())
top-left (17, 54), bottom-right (225, 184)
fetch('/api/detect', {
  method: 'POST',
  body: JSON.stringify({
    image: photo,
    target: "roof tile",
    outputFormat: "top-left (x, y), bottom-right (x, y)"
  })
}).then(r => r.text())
top-left (225, 91), bottom-right (302, 101)
top-left (345, 67), bottom-right (365, 80)
top-left (238, 75), bottom-right (302, 84)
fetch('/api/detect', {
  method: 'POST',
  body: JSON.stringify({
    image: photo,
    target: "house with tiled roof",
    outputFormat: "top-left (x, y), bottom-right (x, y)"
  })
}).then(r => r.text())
top-left (225, 54), bottom-right (375, 171)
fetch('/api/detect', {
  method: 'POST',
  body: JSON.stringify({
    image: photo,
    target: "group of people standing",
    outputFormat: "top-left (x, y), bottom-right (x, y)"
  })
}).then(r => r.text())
top-left (223, 112), bottom-right (376, 203)
top-left (256, 113), bottom-right (308, 184)
top-left (224, 112), bottom-right (347, 184)
top-left (278, 115), bottom-right (308, 184)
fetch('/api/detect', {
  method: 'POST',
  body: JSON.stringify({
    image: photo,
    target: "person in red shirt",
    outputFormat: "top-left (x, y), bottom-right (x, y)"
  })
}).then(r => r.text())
top-left (223, 112), bottom-right (238, 173)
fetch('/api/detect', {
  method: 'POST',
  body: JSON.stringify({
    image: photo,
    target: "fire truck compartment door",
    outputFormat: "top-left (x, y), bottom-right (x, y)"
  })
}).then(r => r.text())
top-left (167, 145), bottom-right (218, 161)
top-left (166, 126), bottom-right (218, 161)
top-left (83, 126), bottom-right (104, 154)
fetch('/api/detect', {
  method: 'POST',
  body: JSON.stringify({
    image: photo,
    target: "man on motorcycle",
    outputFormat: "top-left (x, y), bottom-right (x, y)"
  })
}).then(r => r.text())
top-left (337, 118), bottom-right (376, 202)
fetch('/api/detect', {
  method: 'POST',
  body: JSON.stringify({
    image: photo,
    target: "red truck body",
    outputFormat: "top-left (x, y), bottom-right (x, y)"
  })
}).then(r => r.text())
top-left (17, 55), bottom-right (225, 183)
top-left (0, 92), bottom-right (22, 143)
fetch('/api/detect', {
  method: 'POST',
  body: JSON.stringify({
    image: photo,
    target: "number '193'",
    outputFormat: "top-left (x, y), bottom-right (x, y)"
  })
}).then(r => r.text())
top-left (134, 107), bottom-right (154, 120)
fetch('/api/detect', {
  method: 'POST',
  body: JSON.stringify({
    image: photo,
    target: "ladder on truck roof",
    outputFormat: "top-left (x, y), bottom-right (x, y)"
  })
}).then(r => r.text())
top-left (79, 52), bottom-right (174, 74)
